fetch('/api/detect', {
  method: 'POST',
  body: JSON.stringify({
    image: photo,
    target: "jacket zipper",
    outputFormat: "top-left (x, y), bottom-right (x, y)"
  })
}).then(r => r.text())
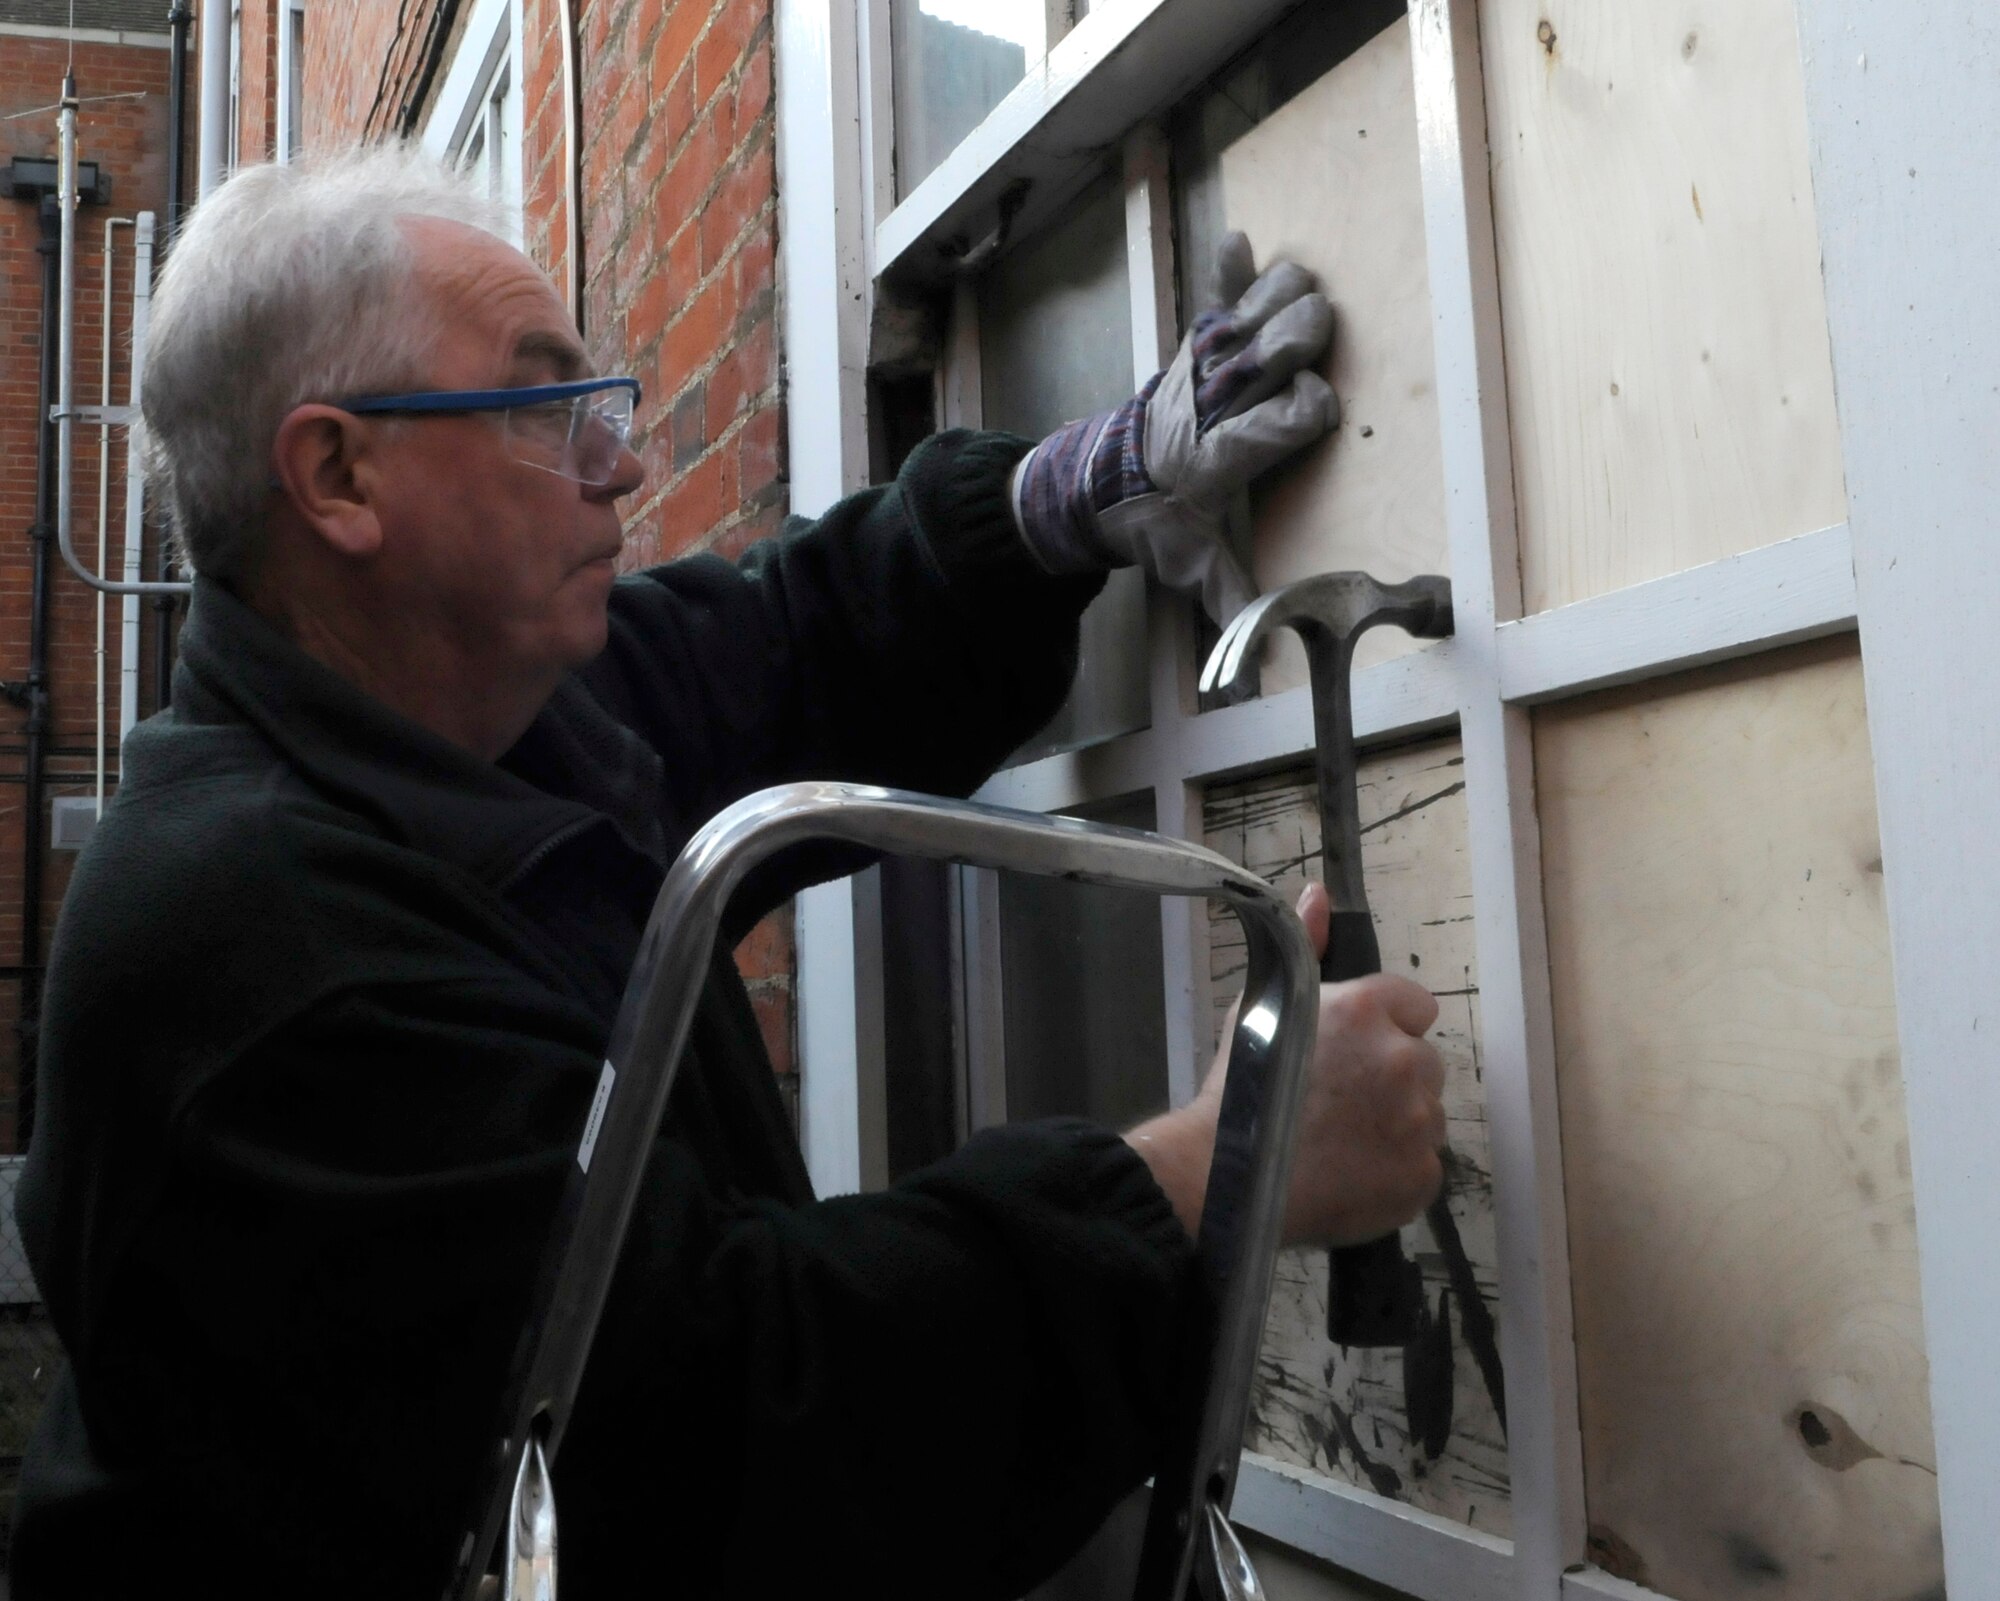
top-left (495, 817), bottom-right (599, 895)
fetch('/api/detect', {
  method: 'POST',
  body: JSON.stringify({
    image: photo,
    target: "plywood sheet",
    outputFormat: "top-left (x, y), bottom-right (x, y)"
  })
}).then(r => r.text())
top-left (1535, 637), bottom-right (1943, 1600)
top-left (1205, 742), bottom-right (1509, 1534)
top-left (1216, 20), bottom-right (1450, 692)
top-left (1482, 0), bottom-right (1848, 613)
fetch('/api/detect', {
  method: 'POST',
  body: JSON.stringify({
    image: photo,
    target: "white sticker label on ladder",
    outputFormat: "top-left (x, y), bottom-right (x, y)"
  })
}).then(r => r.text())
top-left (578, 1060), bottom-right (616, 1173)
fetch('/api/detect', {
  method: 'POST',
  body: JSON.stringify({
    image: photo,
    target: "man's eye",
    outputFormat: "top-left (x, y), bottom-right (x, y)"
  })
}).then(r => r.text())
top-left (513, 406), bottom-right (573, 442)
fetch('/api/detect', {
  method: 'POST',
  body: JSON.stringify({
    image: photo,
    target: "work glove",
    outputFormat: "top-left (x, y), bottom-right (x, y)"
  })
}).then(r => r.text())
top-left (1010, 232), bottom-right (1339, 626)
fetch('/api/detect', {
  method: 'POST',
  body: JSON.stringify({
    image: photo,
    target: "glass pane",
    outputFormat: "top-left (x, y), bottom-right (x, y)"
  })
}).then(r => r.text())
top-left (979, 176), bottom-right (1146, 762)
top-left (1204, 742), bottom-right (1512, 1535)
top-left (1171, 1), bottom-right (1448, 701)
top-left (891, 0), bottom-right (1039, 198)
top-left (1535, 637), bottom-right (1941, 1599)
top-left (998, 794), bottom-right (1167, 1131)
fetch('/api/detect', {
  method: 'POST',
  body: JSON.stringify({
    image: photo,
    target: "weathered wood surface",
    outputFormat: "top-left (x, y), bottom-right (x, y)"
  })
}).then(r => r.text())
top-left (1205, 742), bottom-right (1510, 1535)
top-left (1216, 19), bottom-right (1451, 693)
top-left (1534, 638), bottom-right (1943, 1600)
top-left (1480, 0), bottom-right (1848, 614)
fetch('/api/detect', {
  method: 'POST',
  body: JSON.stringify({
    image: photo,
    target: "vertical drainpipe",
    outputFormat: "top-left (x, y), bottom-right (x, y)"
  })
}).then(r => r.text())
top-left (121, 214), bottom-right (155, 740)
top-left (153, 0), bottom-right (233, 713)
top-left (19, 194), bottom-right (61, 1144)
top-left (154, 5), bottom-right (193, 716)
top-left (196, 0), bottom-right (230, 201)
top-left (166, 2), bottom-right (191, 240)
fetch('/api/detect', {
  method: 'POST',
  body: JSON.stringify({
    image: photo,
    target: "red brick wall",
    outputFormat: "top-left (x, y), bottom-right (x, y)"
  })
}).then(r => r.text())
top-left (308, 0), bottom-right (795, 1115)
top-left (0, 33), bottom-right (174, 1150)
top-left (236, 0), bottom-right (280, 164)
top-left (301, 0), bottom-right (454, 148)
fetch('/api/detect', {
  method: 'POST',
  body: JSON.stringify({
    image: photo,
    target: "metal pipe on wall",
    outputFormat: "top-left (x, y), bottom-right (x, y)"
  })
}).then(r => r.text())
top-left (55, 91), bottom-right (187, 601)
top-left (20, 184), bottom-right (63, 1145)
top-left (122, 213), bottom-right (155, 740)
top-left (166, 2), bottom-right (191, 241)
top-left (157, 3), bottom-right (195, 715)
top-left (98, 215), bottom-right (133, 814)
top-left (196, 0), bottom-right (230, 200)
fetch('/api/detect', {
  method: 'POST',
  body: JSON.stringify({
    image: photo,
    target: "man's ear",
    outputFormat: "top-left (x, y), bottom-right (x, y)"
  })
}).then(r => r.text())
top-left (271, 404), bottom-right (386, 559)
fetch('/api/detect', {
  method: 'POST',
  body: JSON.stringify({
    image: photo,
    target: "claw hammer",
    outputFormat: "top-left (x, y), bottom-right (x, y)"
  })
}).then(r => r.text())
top-left (1200, 571), bottom-right (1452, 1348)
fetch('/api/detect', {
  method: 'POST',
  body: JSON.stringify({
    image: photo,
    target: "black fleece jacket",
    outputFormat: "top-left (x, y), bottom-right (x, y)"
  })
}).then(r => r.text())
top-left (12, 432), bottom-right (1195, 1600)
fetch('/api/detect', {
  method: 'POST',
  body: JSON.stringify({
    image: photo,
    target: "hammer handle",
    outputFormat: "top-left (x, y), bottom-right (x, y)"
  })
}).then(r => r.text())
top-left (1321, 908), bottom-right (1425, 1346)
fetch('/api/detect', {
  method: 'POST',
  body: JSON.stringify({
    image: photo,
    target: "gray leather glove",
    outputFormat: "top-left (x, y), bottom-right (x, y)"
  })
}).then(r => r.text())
top-left (1010, 232), bottom-right (1338, 625)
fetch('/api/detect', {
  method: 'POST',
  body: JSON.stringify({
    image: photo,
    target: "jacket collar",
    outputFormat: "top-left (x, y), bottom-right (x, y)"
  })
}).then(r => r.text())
top-left (169, 578), bottom-right (668, 884)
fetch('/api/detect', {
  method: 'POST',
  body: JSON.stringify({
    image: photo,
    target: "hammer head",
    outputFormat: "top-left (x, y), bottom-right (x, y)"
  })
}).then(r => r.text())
top-left (1199, 571), bottom-right (1454, 699)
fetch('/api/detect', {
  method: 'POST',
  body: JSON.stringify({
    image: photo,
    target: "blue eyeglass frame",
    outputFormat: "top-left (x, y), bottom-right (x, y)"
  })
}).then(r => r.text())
top-left (336, 376), bottom-right (641, 416)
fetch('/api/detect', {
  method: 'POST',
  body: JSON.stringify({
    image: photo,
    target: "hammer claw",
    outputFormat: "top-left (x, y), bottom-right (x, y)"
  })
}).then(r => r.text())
top-left (1197, 570), bottom-right (1455, 700)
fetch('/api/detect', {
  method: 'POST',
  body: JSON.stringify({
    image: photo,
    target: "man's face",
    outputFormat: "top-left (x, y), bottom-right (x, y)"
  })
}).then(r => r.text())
top-left (363, 219), bottom-right (644, 683)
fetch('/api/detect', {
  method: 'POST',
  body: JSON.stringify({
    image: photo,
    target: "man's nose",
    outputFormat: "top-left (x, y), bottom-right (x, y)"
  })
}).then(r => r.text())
top-left (588, 442), bottom-right (646, 503)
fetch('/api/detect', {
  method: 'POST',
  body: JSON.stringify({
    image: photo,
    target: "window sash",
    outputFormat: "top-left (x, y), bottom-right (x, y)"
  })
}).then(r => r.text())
top-left (421, 0), bottom-right (525, 242)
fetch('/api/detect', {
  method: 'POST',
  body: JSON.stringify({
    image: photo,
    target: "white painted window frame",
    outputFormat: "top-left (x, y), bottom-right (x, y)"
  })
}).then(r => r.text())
top-left (274, 0), bottom-right (305, 162)
top-left (778, 0), bottom-right (1999, 1595)
top-left (421, 0), bottom-right (525, 244)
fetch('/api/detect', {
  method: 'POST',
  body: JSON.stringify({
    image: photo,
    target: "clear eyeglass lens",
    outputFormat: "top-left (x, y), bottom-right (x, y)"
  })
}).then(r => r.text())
top-left (505, 389), bottom-right (634, 486)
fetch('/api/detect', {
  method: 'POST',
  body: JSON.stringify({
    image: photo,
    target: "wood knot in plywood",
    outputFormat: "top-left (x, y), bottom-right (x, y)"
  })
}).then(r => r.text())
top-left (1537, 17), bottom-right (1558, 57)
top-left (1786, 1401), bottom-right (1885, 1472)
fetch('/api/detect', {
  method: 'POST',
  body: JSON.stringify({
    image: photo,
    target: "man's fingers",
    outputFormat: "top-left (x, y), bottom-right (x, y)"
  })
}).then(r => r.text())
top-left (1228, 259), bottom-right (1320, 337)
top-left (1295, 881), bottom-right (1331, 959)
top-left (1411, 1036), bottom-right (1447, 1099)
top-left (1242, 292), bottom-right (1335, 403)
top-left (1213, 230), bottom-right (1259, 307)
top-left (1378, 972), bottom-right (1442, 1037)
top-left (1199, 294), bottom-right (1336, 427)
top-left (1330, 971), bottom-right (1441, 1038)
top-left (1201, 372), bottom-right (1339, 485)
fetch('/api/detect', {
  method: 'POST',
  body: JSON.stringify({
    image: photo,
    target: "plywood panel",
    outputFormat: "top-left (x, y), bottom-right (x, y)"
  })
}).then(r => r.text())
top-left (1206, 742), bottom-right (1510, 1534)
top-left (1482, 0), bottom-right (1848, 613)
top-left (1535, 637), bottom-right (1943, 1601)
top-left (1216, 20), bottom-right (1450, 692)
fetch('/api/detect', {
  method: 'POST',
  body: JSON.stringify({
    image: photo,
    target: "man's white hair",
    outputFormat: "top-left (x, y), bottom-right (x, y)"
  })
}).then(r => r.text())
top-left (142, 143), bottom-right (517, 585)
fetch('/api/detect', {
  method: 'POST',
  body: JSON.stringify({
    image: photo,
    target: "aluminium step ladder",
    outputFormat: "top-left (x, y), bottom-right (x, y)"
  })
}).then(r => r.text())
top-left (449, 782), bottom-right (1323, 1601)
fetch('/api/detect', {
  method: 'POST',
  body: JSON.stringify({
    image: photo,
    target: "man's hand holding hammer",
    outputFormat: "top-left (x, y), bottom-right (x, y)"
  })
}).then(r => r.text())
top-left (1125, 881), bottom-right (1448, 1246)
top-left (1005, 229), bottom-right (1449, 1251)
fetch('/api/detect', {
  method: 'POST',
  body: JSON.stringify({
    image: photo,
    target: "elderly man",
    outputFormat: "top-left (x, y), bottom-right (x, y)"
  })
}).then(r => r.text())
top-left (13, 146), bottom-right (1444, 1598)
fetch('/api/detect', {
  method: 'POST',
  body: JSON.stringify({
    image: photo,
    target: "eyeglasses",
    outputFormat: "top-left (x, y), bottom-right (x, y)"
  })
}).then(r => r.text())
top-left (336, 377), bottom-right (641, 486)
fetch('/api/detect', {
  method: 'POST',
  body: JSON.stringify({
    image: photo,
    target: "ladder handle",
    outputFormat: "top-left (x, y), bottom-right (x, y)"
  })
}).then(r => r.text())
top-left (450, 782), bottom-right (1319, 1601)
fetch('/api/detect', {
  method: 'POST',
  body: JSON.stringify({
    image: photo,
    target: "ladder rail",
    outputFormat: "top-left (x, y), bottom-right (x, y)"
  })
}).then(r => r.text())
top-left (448, 781), bottom-right (1320, 1601)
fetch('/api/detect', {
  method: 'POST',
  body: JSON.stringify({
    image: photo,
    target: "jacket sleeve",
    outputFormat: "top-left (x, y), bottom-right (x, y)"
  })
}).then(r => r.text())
top-left (582, 429), bottom-right (1107, 834)
top-left (135, 976), bottom-right (1192, 1599)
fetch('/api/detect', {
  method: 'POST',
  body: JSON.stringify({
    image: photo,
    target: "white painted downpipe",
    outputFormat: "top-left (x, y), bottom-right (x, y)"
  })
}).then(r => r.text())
top-left (56, 87), bottom-right (190, 602)
top-left (121, 213), bottom-right (154, 739)
top-left (197, 0), bottom-right (230, 200)
top-left (97, 214), bottom-right (133, 813)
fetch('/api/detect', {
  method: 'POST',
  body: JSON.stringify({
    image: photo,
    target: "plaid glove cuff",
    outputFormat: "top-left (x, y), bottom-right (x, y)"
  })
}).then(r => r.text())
top-left (1011, 373), bottom-right (1162, 575)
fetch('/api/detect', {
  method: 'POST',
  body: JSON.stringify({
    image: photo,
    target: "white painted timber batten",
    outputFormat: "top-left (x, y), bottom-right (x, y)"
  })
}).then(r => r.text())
top-left (1794, 1), bottom-right (2000, 1592)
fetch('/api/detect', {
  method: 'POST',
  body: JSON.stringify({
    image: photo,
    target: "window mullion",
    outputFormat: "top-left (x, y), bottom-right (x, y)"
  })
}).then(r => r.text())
top-left (1122, 124), bottom-right (1210, 1107)
top-left (1410, 1), bottom-right (1585, 1594)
